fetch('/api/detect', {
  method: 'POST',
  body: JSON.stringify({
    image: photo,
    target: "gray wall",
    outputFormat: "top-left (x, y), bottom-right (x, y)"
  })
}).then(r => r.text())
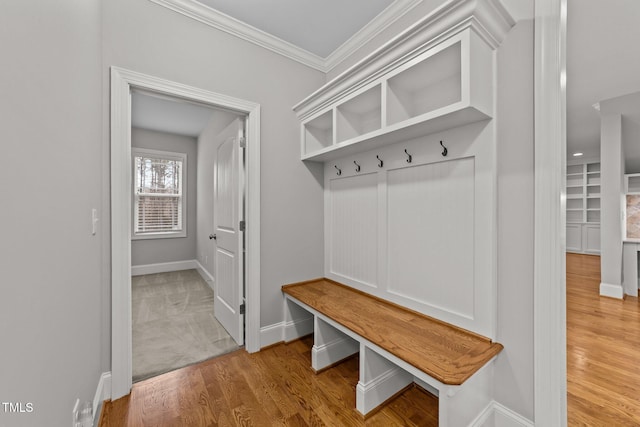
top-left (131, 127), bottom-right (198, 266)
top-left (102, 0), bottom-right (326, 365)
top-left (196, 112), bottom-right (241, 278)
top-left (495, 19), bottom-right (535, 420)
top-left (0, 1), bottom-right (103, 426)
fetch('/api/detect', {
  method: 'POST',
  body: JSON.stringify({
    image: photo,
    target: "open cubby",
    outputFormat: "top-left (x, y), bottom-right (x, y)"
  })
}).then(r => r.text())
top-left (303, 110), bottom-right (333, 155)
top-left (386, 42), bottom-right (462, 126)
top-left (586, 162), bottom-right (601, 173)
top-left (567, 186), bottom-right (583, 197)
top-left (587, 185), bottom-right (600, 197)
top-left (567, 164), bottom-right (582, 175)
top-left (567, 210), bottom-right (583, 223)
top-left (587, 198), bottom-right (600, 210)
top-left (587, 210), bottom-right (600, 223)
top-left (336, 85), bottom-right (382, 143)
top-left (566, 174), bottom-right (583, 186)
top-left (567, 199), bottom-right (583, 210)
top-left (627, 174), bottom-right (640, 193)
top-left (587, 173), bottom-right (600, 185)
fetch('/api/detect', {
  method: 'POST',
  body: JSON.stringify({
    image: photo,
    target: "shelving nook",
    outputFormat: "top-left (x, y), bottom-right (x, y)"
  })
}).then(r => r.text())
top-left (298, 28), bottom-right (493, 162)
top-left (566, 160), bottom-right (601, 254)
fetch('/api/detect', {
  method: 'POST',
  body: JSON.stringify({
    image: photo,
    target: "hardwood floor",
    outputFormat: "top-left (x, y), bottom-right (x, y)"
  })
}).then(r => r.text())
top-left (100, 253), bottom-right (640, 426)
top-left (99, 335), bottom-right (438, 426)
top-left (567, 252), bottom-right (640, 426)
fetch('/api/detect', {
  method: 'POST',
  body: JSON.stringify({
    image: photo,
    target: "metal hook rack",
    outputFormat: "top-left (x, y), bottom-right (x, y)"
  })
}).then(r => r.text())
top-left (440, 140), bottom-right (448, 157)
top-left (354, 160), bottom-right (361, 172)
top-left (335, 165), bottom-right (342, 176)
top-left (376, 155), bottom-right (384, 168)
top-left (404, 149), bottom-right (412, 163)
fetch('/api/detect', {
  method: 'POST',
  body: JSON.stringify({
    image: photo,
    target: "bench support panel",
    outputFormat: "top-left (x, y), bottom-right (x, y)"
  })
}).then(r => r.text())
top-left (284, 298), bottom-right (314, 342)
top-left (356, 344), bottom-right (413, 415)
top-left (312, 317), bottom-right (359, 371)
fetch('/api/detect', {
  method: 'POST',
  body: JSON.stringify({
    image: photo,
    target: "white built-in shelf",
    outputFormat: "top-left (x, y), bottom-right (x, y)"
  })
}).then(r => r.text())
top-left (565, 161), bottom-right (601, 226)
top-left (625, 173), bottom-right (640, 194)
top-left (297, 29), bottom-right (493, 162)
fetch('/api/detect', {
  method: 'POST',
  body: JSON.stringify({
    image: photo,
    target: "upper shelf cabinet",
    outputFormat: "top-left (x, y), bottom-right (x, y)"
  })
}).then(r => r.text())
top-left (297, 28), bottom-right (496, 162)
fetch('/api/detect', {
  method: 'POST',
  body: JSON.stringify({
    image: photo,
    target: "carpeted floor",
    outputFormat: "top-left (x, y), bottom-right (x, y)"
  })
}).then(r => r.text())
top-left (132, 269), bottom-right (241, 382)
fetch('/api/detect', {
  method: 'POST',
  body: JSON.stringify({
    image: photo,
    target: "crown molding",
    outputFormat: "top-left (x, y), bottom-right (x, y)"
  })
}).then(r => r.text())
top-left (149, 0), bottom-right (327, 71)
top-left (293, 0), bottom-right (515, 120)
top-left (148, 0), bottom-right (425, 73)
top-left (323, 0), bottom-right (423, 72)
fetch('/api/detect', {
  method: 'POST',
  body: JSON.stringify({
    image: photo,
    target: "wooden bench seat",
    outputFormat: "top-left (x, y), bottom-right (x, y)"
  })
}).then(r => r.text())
top-left (282, 278), bottom-right (504, 425)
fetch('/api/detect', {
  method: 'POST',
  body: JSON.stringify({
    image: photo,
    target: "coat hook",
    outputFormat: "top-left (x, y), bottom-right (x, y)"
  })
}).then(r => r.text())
top-left (334, 165), bottom-right (342, 176)
top-left (404, 149), bottom-right (412, 163)
top-left (376, 155), bottom-right (384, 168)
top-left (354, 160), bottom-right (361, 172)
top-left (440, 140), bottom-right (448, 157)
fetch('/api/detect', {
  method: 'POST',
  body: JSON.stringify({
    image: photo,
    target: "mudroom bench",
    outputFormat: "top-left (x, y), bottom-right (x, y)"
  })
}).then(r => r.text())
top-left (282, 278), bottom-right (504, 426)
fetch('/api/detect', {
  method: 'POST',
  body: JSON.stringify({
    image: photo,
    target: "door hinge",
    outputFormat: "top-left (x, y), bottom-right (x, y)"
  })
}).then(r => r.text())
top-left (239, 303), bottom-right (246, 315)
top-left (239, 136), bottom-right (246, 148)
top-left (239, 220), bottom-right (246, 232)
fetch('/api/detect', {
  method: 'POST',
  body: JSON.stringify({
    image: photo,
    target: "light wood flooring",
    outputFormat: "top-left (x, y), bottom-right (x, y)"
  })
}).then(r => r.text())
top-left (100, 253), bottom-right (640, 426)
top-left (99, 335), bottom-right (438, 426)
top-left (567, 252), bottom-right (640, 426)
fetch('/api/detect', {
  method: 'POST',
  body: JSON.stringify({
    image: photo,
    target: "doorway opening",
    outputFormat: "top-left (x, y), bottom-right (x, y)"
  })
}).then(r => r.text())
top-left (129, 90), bottom-right (246, 382)
top-left (111, 67), bottom-right (261, 400)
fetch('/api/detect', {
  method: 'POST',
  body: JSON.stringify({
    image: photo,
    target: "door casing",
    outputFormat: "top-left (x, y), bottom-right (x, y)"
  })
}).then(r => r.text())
top-left (110, 67), bottom-right (261, 400)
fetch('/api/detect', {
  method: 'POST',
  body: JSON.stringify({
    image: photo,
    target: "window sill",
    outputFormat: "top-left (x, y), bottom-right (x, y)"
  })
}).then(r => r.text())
top-left (132, 231), bottom-right (186, 240)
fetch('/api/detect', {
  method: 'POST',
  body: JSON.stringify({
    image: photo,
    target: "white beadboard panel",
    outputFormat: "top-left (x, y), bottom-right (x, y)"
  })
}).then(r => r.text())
top-left (386, 157), bottom-right (475, 319)
top-left (328, 173), bottom-right (379, 287)
top-left (323, 121), bottom-right (496, 337)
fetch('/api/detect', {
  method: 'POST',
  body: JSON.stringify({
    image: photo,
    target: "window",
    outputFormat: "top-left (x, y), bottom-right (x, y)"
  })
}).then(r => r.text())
top-left (132, 148), bottom-right (186, 239)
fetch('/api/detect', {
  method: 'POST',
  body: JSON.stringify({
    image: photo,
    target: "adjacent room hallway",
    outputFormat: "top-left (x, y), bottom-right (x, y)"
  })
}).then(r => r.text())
top-left (567, 253), bottom-right (640, 425)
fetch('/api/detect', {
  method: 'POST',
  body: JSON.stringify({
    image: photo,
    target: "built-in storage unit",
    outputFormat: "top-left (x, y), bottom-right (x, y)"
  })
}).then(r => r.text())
top-left (292, 2), bottom-right (514, 424)
top-left (566, 160), bottom-right (601, 254)
top-left (298, 29), bottom-right (493, 162)
top-left (625, 173), bottom-right (640, 194)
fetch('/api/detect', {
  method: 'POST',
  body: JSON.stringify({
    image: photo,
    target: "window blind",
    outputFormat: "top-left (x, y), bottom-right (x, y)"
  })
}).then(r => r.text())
top-left (134, 155), bottom-right (183, 234)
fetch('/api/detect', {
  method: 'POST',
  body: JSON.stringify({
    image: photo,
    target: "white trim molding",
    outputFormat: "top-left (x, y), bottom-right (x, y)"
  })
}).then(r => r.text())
top-left (93, 372), bottom-right (112, 424)
top-left (534, 0), bottom-right (568, 426)
top-left (110, 66), bottom-right (261, 400)
top-left (131, 260), bottom-right (197, 276)
top-left (470, 401), bottom-right (534, 427)
top-left (147, 0), bottom-right (422, 73)
top-left (599, 282), bottom-right (624, 299)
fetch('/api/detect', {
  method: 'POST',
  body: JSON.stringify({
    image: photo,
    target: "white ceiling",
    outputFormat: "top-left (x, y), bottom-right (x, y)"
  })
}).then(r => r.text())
top-left (567, 0), bottom-right (640, 161)
top-left (131, 92), bottom-right (221, 137)
top-left (196, 0), bottom-right (395, 58)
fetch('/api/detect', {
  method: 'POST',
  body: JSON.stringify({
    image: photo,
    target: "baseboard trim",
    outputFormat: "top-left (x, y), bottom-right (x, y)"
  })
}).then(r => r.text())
top-left (469, 401), bottom-right (533, 427)
top-left (93, 372), bottom-right (111, 423)
top-left (600, 282), bottom-right (624, 299)
top-left (195, 260), bottom-right (215, 290)
top-left (260, 322), bottom-right (285, 349)
top-left (283, 316), bottom-right (314, 342)
top-left (131, 260), bottom-right (198, 276)
top-left (312, 336), bottom-right (359, 372)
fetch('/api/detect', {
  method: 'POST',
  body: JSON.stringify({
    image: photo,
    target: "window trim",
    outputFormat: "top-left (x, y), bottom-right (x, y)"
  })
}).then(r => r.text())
top-left (131, 147), bottom-right (187, 240)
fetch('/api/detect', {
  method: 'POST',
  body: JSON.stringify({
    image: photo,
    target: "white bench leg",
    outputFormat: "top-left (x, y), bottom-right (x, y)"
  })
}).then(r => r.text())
top-left (312, 317), bottom-right (359, 371)
top-left (356, 344), bottom-right (413, 416)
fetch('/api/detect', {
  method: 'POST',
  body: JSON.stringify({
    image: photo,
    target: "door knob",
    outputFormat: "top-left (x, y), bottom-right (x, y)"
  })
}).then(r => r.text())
top-left (209, 234), bottom-right (216, 240)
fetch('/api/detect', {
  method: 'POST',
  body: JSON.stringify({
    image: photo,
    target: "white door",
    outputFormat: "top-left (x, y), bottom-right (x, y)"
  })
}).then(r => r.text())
top-left (214, 118), bottom-right (245, 345)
